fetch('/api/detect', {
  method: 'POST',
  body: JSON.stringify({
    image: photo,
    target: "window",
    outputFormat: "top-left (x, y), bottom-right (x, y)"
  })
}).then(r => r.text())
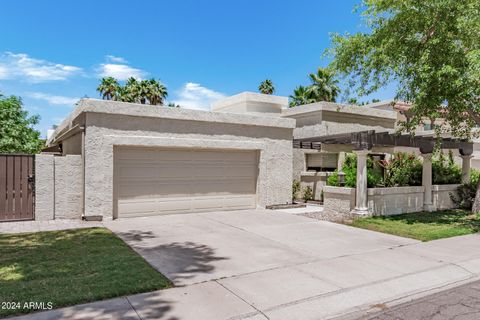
top-left (306, 153), bottom-right (338, 172)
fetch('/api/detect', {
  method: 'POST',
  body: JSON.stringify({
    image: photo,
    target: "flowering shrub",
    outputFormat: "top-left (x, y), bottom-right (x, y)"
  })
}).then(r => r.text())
top-left (327, 151), bottom-right (461, 188)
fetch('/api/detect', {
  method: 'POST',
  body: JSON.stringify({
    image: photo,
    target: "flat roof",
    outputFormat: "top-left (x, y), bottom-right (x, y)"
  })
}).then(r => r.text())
top-left (48, 99), bottom-right (296, 145)
top-left (281, 101), bottom-right (397, 120)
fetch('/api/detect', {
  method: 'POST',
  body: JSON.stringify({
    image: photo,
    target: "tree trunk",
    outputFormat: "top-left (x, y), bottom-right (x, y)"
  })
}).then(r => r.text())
top-left (471, 179), bottom-right (480, 213)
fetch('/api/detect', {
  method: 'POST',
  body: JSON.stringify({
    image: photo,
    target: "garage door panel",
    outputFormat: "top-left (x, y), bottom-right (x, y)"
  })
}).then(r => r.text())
top-left (225, 166), bottom-right (256, 178)
top-left (192, 197), bottom-right (226, 211)
top-left (158, 166), bottom-right (194, 178)
top-left (118, 199), bottom-right (157, 215)
top-left (115, 148), bottom-right (258, 217)
top-left (224, 195), bottom-right (257, 208)
top-left (119, 165), bottom-right (159, 179)
top-left (118, 182), bottom-right (159, 198)
top-left (193, 166), bottom-right (226, 178)
top-left (156, 198), bottom-right (192, 212)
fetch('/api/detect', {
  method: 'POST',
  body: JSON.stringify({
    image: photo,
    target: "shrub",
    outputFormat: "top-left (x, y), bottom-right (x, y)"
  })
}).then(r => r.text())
top-left (303, 186), bottom-right (313, 201)
top-left (451, 169), bottom-right (480, 209)
top-left (379, 152), bottom-right (422, 187)
top-left (326, 153), bottom-right (382, 188)
top-left (327, 151), bottom-right (462, 189)
top-left (432, 151), bottom-right (461, 184)
top-left (292, 180), bottom-right (301, 200)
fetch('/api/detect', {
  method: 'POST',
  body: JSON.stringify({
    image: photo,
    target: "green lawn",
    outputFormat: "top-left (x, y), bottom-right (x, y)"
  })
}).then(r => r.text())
top-left (0, 227), bottom-right (171, 318)
top-left (347, 209), bottom-right (480, 241)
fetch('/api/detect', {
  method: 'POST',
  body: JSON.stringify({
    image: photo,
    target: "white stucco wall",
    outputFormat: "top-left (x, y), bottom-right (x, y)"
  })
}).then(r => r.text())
top-left (35, 154), bottom-right (55, 221)
top-left (323, 186), bottom-right (356, 214)
top-left (323, 185), bottom-right (459, 217)
top-left (54, 155), bottom-right (83, 219)
top-left (34, 154), bottom-right (83, 220)
top-left (367, 186), bottom-right (425, 215)
top-left (432, 184), bottom-right (460, 210)
top-left (70, 100), bottom-right (295, 219)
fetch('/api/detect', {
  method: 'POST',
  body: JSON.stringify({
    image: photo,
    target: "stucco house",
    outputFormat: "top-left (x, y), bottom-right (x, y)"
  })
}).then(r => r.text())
top-left (40, 91), bottom-right (473, 220)
top-left (40, 94), bottom-right (294, 221)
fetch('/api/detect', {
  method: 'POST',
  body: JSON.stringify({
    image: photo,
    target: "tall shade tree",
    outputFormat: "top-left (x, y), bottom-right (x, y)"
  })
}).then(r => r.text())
top-left (147, 79), bottom-right (168, 105)
top-left (306, 67), bottom-right (340, 102)
top-left (289, 85), bottom-right (316, 107)
top-left (328, 0), bottom-right (480, 211)
top-left (258, 79), bottom-right (275, 95)
top-left (96, 77), bottom-right (120, 100)
top-left (0, 94), bottom-right (43, 154)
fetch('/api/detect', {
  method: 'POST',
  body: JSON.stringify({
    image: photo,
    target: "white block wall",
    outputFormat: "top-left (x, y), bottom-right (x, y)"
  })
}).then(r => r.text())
top-left (35, 154), bottom-right (83, 220)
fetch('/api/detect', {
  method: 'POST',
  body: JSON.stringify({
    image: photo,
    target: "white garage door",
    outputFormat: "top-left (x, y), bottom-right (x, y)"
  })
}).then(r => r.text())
top-left (114, 147), bottom-right (258, 218)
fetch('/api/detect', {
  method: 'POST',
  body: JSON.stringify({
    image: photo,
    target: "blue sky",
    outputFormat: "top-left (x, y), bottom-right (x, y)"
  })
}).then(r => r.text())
top-left (0, 0), bottom-right (395, 137)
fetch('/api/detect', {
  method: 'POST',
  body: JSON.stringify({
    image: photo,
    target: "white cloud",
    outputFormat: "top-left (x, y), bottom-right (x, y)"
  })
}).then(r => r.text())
top-left (0, 52), bottom-right (82, 82)
top-left (97, 63), bottom-right (146, 81)
top-left (172, 82), bottom-right (226, 111)
top-left (97, 55), bottom-right (146, 81)
top-left (27, 92), bottom-right (79, 106)
top-left (105, 55), bottom-right (127, 63)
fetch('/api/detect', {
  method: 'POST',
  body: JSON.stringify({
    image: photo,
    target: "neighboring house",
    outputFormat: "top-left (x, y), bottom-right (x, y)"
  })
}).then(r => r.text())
top-left (366, 100), bottom-right (480, 168)
top-left (281, 102), bottom-right (397, 200)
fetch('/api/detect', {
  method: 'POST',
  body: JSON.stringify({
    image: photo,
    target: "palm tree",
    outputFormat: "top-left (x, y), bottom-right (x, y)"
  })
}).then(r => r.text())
top-left (122, 77), bottom-right (141, 103)
top-left (97, 77), bottom-right (119, 100)
top-left (306, 68), bottom-right (340, 102)
top-left (147, 79), bottom-right (168, 105)
top-left (258, 79), bottom-right (275, 95)
top-left (138, 80), bottom-right (150, 104)
top-left (289, 86), bottom-right (315, 107)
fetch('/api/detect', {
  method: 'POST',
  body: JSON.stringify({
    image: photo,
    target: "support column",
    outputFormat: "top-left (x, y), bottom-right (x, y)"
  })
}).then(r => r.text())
top-left (352, 149), bottom-right (369, 215)
top-left (421, 153), bottom-right (434, 211)
top-left (337, 152), bottom-right (346, 170)
top-left (461, 154), bottom-right (473, 184)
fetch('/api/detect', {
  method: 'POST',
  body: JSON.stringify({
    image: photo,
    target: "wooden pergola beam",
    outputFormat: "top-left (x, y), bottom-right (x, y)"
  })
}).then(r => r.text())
top-left (293, 130), bottom-right (473, 154)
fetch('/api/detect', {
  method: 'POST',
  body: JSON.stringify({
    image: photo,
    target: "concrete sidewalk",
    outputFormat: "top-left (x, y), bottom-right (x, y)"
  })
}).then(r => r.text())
top-left (9, 210), bottom-right (480, 320)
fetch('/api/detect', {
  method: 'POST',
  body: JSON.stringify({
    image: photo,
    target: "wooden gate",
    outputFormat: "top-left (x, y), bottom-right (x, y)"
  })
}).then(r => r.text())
top-left (0, 155), bottom-right (35, 222)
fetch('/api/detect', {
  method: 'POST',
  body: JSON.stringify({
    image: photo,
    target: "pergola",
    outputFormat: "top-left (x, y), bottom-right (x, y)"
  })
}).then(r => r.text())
top-left (293, 130), bottom-right (474, 215)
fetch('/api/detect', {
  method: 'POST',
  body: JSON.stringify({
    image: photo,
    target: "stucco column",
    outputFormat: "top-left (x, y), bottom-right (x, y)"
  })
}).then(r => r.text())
top-left (352, 149), bottom-right (369, 215)
top-left (421, 153), bottom-right (434, 211)
top-left (337, 152), bottom-right (346, 170)
top-left (461, 155), bottom-right (473, 184)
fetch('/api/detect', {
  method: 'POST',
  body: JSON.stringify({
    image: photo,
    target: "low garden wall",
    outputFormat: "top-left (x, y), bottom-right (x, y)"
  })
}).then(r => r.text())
top-left (367, 186), bottom-right (424, 215)
top-left (322, 186), bottom-right (356, 214)
top-left (35, 154), bottom-right (83, 220)
top-left (300, 171), bottom-right (329, 200)
top-left (432, 184), bottom-right (460, 210)
top-left (323, 184), bottom-right (460, 216)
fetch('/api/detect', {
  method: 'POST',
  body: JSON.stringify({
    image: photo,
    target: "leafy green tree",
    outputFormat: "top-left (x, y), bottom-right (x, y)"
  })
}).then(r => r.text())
top-left (289, 85), bottom-right (315, 107)
top-left (329, 0), bottom-right (480, 138)
top-left (258, 79), bottom-right (275, 95)
top-left (328, 0), bottom-right (480, 211)
top-left (97, 77), bottom-right (120, 100)
top-left (0, 94), bottom-right (43, 154)
top-left (306, 67), bottom-right (340, 102)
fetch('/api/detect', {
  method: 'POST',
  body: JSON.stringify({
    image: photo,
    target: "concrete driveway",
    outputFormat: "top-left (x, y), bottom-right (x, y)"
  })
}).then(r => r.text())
top-left (18, 209), bottom-right (480, 320)
top-left (100, 209), bottom-right (480, 320)
top-left (105, 209), bottom-right (416, 286)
